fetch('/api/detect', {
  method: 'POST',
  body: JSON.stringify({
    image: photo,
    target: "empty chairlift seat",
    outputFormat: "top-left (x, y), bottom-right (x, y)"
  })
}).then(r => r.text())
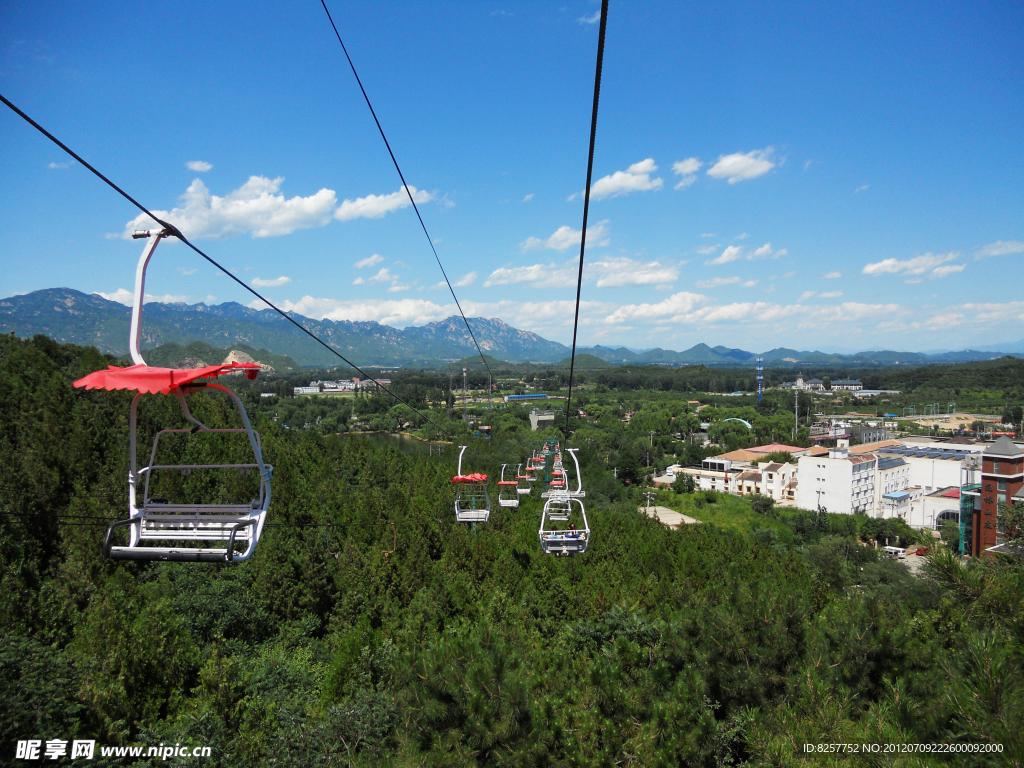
top-left (452, 446), bottom-right (491, 523)
top-left (497, 464), bottom-right (520, 508)
top-left (74, 228), bottom-right (272, 563)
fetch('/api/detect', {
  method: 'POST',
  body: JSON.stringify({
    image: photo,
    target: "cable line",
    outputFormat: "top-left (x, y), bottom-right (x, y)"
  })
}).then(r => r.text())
top-left (0, 92), bottom-right (497, 466)
top-left (317, 0), bottom-right (501, 403)
top-left (564, 0), bottom-right (609, 443)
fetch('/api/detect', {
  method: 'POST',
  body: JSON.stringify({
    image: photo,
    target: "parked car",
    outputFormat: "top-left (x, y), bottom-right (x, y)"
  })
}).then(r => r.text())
top-left (911, 547), bottom-right (929, 556)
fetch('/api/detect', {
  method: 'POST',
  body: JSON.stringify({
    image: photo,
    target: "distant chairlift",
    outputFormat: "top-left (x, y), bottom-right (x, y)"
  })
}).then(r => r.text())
top-left (497, 464), bottom-right (520, 508)
top-left (452, 446), bottom-right (490, 523)
top-left (74, 228), bottom-right (272, 562)
top-left (538, 448), bottom-right (589, 556)
top-left (515, 464), bottom-right (532, 495)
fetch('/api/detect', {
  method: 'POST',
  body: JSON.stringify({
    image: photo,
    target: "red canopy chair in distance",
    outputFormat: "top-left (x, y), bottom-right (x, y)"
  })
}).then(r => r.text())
top-left (497, 464), bottom-right (519, 508)
top-left (452, 446), bottom-right (490, 523)
top-left (74, 228), bottom-right (273, 562)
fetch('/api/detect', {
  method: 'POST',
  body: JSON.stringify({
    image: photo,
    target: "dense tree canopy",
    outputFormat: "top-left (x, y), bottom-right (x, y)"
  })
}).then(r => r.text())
top-left (1, 335), bottom-right (1022, 766)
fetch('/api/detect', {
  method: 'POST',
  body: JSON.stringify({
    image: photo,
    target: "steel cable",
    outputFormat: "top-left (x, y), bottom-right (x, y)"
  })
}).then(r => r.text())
top-left (564, 0), bottom-right (610, 442)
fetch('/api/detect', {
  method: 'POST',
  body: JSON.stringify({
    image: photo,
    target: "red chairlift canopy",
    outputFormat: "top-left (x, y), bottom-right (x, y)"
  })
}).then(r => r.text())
top-left (452, 473), bottom-right (489, 483)
top-left (73, 362), bottom-right (260, 396)
top-left (498, 480), bottom-right (518, 486)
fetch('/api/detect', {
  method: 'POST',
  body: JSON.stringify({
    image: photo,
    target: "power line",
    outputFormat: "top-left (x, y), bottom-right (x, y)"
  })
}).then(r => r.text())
top-left (317, 0), bottom-right (501, 404)
top-left (564, 0), bottom-right (609, 442)
top-left (0, 91), bottom-right (497, 467)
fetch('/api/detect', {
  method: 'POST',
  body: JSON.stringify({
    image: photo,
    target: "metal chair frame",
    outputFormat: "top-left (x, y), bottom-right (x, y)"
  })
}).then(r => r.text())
top-left (102, 230), bottom-right (272, 562)
top-left (497, 464), bottom-right (520, 508)
top-left (454, 446), bottom-right (491, 523)
top-left (538, 497), bottom-right (589, 557)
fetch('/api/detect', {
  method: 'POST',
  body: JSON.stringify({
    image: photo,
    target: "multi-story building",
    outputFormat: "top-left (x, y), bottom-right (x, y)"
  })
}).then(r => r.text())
top-left (875, 456), bottom-right (910, 517)
top-left (831, 379), bottom-right (863, 391)
top-left (966, 437), bottom-right (1024, 557)
top-left (796, 440), bottom-right (877, 514)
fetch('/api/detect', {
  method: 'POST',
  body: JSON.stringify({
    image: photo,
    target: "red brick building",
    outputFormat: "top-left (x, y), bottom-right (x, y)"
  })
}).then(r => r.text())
top-left (972, 437), bottom-right (1024, 557)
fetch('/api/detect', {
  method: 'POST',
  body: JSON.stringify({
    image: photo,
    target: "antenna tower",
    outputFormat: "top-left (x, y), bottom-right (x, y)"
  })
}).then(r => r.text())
top-left (756, 357), bottom-right (763, 402)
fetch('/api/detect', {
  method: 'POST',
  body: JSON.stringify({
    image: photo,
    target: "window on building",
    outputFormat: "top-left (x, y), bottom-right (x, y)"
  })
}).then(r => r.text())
top-left (993, 460), bottom-right (1001, 473)
top-left (998, 481), bottom-right (1007, 491)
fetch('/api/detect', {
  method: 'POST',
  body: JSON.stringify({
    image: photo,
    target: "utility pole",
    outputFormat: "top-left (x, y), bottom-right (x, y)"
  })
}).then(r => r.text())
top-left (462, 367), bottom-right (467, 420)
top-left (794, 387), bottom-right (799, 441)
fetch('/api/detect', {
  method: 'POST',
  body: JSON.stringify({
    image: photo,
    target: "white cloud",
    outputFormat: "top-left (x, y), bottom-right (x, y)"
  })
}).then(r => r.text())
top-left (47, 161), bottom-right (71, 169)
top-left (186, 160), bottom-right (213, 172)
top-left (862, 252), bottom-right (963, 279)
top-left (708, 245), bottom-right (744, 265)
top-left (251, 276), bottom-right (292, 288)
top-left (701, 233), bottom-right (716, 238)
top-left (705, 242), bottom-right (784, 266)
top-left (706, 148), bottom-right (776, 183)
top-left (799, 291), bottom-right (817, 301)
top-left (580, 159), bottom-right (663, 201)
top-left (855, 184), bottom-right (869, 193)
top-left (177, 267), bottom-right (198, 276)
top-left (592, 258), bottom-right (678, 288)
top-left (386, 283), bottom-right (412, 293)
top-left (819, 291), bottom-right (843, 298)
top-left (605, 292), bottom-right (707, 324)
top-left (334, 185), bottom-right (433, 221)
top-left (804, 160), bottom-right (813, 170)
top-left (975, 240), bottom-right (1024, 259)
top-left (578, 9), bottom-right (601, 24)
top-left (520, 220), bottom-right (609, 252)
top-left (672, 157), bottom-right (702, 189)
top-left (484, 255), bottom-right (676, 289)
top-left (695, 277), bottom-right (742, 289)
top-left (751, 243), bottom-right (786, 259)
top-left (931, 264), bottom-right (965, 279)
top-left (605, 296), bottom-right (903, 329)
top-left (122, 176), bottom-right (337, 239)
top-left (523, 193), bottom-right (534, 202)
top-left (95, 288), bottom-right (188, 305)
top-left (355, 254), bottom-right (384, 269)
top-left (454, 271), bottom-right (478, 287)
top-left (823, 271), bottom-right (842, 279)
top-left (734, 232), bottom-right (749, 240)
top-left (367, 268), bottom-right (398, 284)
top-left (696, 244), bottom-right (720, 255)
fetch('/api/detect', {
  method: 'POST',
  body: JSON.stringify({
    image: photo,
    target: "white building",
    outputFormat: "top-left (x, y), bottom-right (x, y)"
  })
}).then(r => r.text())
top-left (831, 379), bottom-right (863, 391)
top-left (797, 442), bottom-right (877, 514)
top-left (874, 456), bottom-right (911, 517)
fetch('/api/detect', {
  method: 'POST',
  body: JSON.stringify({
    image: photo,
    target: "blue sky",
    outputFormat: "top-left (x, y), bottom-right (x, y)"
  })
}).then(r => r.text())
top-left (1, 1), bottom-right (1022, 353)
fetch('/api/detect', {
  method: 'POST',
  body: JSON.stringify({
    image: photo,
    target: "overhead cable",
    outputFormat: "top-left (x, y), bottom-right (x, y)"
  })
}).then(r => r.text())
top-left (317, 0), bottom-right (502, 402)
top-left (0, 92), bottom-right (496, 466)
top-left (564, 0), bottom-right (610, 442)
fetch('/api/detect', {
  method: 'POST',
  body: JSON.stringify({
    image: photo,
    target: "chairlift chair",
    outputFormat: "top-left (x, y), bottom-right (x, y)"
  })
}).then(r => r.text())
top-left (452, 446), bottom-right (490, 523)
top-left (538, 497), bottom-right (589, 557)
top-left (497, 464), bottom-right (519, 508)
top-left (541, 448), bottom-right (586, 500)
top-left (515, 464), bottom-right (532, 495)
top-left (74, 228), bottom-right (272, 562)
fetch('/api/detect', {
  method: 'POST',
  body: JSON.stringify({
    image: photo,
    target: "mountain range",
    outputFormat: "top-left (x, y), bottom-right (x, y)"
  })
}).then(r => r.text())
top-left (1, 288), bottom-right (1020, 369)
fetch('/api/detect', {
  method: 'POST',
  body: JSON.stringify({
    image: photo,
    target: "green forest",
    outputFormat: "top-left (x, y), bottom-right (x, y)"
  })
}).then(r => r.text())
top-left (2, 334), bottom-right (1023, 766)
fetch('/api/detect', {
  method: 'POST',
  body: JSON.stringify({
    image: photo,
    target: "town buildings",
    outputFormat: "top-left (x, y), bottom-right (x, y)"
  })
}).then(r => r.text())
top-left (965, 437), bottom-right (1023, 557)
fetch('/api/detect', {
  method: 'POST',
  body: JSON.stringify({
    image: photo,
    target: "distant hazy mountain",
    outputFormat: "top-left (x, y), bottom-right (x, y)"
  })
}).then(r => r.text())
top-left (2, 288), bottom-right (1019, 368)
top-left (0, 288), bottom-right (569, 367)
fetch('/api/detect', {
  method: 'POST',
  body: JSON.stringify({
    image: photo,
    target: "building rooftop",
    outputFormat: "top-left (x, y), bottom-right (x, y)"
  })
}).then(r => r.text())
top-left (877, 456), bottom-right (908, 471)
top-left (715, 449), bottom-right (763, 463)
top-left (850, 439), bottom-right (903, 454)
top-left (884, 491), bottom-right (911, 500)
top-left (749, 443), bottom-right (805, 454)
top-left (984, 435), bottom-right (1023, 457)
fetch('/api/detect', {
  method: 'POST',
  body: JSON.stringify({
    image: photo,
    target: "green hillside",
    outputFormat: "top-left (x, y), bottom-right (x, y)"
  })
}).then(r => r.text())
top-left (117, 340), bottom-right (302, 373)
top-left (2, 334), bottom-right (1022, 764)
